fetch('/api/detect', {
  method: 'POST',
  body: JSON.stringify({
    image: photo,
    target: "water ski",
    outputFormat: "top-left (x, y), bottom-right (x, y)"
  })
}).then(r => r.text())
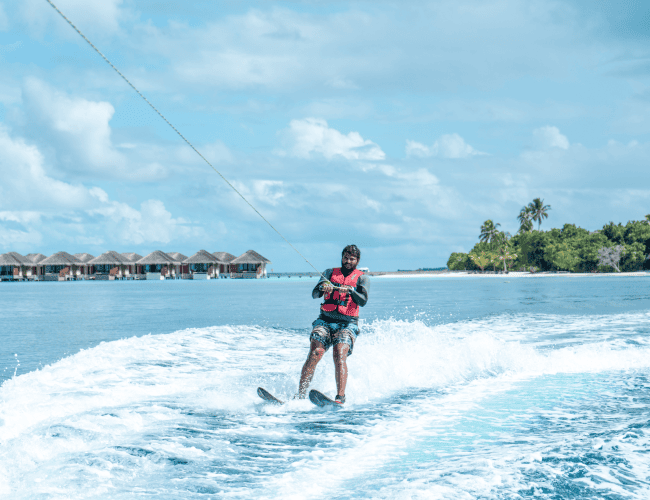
top-left (257, 387), bottom-right (284, 405)
top-left (309, 389), bottom-right (342, 408)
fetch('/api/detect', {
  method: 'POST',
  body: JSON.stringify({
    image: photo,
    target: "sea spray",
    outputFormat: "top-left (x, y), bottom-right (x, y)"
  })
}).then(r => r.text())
top-left (2, 311), bottom-right (650, 499)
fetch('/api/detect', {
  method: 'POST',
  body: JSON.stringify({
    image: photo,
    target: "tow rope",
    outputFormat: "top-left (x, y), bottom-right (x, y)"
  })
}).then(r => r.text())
top-left (45, 0), bottom-right (345, 288)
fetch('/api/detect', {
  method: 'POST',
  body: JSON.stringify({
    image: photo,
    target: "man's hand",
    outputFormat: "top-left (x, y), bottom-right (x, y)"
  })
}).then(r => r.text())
top-left (321, 282), bottom-right (334, 294)
top-left (338, 285), bottom-right (353, 294)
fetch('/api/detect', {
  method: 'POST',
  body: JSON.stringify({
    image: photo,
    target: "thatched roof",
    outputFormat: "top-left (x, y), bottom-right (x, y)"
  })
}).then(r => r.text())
top-left (40, 251), bottom-right (83, 266)
top-left (25, 253), bottom-right (47, 263)
top-left (74, 253), bottom-right (95, 263)
top-left (213, 252), bottom-right (236, 263)
top-left (184, 249), bottom-right (219, 264)
top-left (121, 252), bottom-right (143, 263)
top-left (0, 253), bottom-right (26, 266)
top-left (3, 252), bottom-right (31, 265)
top-left (231, 250), bottom-right (271, 264)
top-left (167, 252), bottom-right (188, 263)
top-left (89, 251), bottom-right (128, 265)
top-left (136, 250), bottom-right (174, 265)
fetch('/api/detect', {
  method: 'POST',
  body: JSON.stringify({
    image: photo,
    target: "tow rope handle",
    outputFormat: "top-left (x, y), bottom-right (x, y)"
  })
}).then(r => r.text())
top-left (320, 281), bottom-right (348, 292)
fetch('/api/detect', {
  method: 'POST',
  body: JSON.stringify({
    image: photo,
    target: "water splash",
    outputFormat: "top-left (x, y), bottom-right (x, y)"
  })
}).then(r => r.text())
top-left (2, 312), bottom-right (650, 499)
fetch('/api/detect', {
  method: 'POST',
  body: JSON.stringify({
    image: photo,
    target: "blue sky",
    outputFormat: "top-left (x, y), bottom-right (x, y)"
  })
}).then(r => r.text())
top-left (1, 0), bottom-right (649, 271)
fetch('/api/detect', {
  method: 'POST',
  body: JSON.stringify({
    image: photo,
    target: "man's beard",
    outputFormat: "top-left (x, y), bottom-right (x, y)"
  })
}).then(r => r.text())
top-left (341, 262), bottom-right (356, 275)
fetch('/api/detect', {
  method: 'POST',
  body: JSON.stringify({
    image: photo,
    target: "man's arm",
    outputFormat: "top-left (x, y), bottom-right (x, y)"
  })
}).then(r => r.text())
top-left (312, 269), bottom-right (333, 299)
top-left (349, 274), bottom-right (369, 307)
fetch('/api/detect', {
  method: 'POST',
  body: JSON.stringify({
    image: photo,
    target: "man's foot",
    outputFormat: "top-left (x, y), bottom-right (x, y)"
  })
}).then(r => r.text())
top-left (335, 394), bottom-right (346, 405)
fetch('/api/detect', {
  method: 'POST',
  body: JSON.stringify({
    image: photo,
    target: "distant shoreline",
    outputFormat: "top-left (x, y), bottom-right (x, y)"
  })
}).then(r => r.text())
top-left (3, 270), bottom-right (647, 284)
top-left (371, 271), bottom-right (650, 279)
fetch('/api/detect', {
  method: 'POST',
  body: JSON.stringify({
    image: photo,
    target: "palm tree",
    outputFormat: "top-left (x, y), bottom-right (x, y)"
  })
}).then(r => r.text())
top-left (479, 220), bottom-right (501, 244)
top-left (494, 231), bottom-right (515, 272)
top-left (517, 206), bottom-right (533, 233)
top-left (470, 251), bottom-right (493, 272)
top-left (528, 198), bottom-right (551, 231)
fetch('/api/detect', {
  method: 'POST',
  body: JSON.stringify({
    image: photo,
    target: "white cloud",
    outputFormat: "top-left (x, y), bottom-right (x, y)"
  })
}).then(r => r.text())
top-left (282, 118), bottom-right (385, 160)
top-left (405, 140), bottom-right (433, 158)
top-left (362, 163), bottom-right (440, 186)
top-left (532, 126), bottom-right (570, 150)
top-left (0, 126), bottom-right (199, 248)
top-left (89, 199), bottom-right (197, 246)
top-left (0, 227), bottom-right (42, 249)
top-left (0, 211), bottom-right (42, 224)
top-left (21, 79), bottom-right (167, 180)
top-left (128, 0), bottom-right (595, 100)
top-left (22, 78), bottom-right (124, 171)
top-left (0, 212), bottom-right (43, 250)
top-left (438, 133), bottom-right (486, 158)
top-left (250, 180), bottom-right (285, 206)
top-left (229, 180), bottom-right (286, 210)
top-left (406, 133), bottom-right (486, 159)
top-left (89, 186), bottom-right (109, 204)
top-left (362, 196), bottom-right (381, 212)
top-left (519, 135), bottom-right (650, 189)
top-left (20, 0), bottom-right (125, 37)
top-left (0, 125), bottom-right (95, 210)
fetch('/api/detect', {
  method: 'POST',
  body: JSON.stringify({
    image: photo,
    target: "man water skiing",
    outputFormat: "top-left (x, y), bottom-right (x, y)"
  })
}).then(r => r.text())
top-left (297, 244), bottom-right (370, 404)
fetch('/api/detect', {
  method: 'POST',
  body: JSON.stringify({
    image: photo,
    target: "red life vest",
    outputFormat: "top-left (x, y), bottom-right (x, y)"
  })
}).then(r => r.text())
top-left (320, 268), bottom-right (363, 317)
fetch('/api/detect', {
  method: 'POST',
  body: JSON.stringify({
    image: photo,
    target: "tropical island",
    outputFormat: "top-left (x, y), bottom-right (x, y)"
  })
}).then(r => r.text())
top-left (447, 198), bottom-right (650, 273)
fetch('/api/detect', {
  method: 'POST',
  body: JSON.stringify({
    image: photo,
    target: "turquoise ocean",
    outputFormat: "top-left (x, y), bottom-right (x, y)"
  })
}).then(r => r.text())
top-left (2, 276), bottom-right (650, 499)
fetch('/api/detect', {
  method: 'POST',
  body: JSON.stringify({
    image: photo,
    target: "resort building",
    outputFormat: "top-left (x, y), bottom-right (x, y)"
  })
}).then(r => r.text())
top-left (136, 251), bottom-right (176, 278)
top-left (24, 253), bottom-right (47, 277)
top-left (88, 251), bottom-right (130, 278)
top-left (184, 250), bottom-right (220, 278)
top-left (0, 253), bottom-right (31, 280)
top-left (121, 253), bottom-right (143, 276)
top-left (74, 253), bottom-right (96, 276)
top-left (167, 252), bottom-right (189, 276)
top-left (0, 248), bottom-right (272, 281)
top-left (213, 252), bottom-right (237, 274)
top-left (231, 250), bottom-right (271, 278)
top-left (39, 252), bottom-right (84, 280)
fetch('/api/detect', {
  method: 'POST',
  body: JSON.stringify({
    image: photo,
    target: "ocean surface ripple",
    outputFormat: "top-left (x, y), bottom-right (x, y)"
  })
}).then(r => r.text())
top-left (1, 277), bottom-right (650, 499)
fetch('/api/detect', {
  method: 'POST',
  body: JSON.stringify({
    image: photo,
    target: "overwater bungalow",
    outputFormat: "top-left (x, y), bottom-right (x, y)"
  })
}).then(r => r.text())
top-left (6, 252), bottom-right (31, 277)
top-left (0, 248), bottom-right (273, 282)
top-left (88, 251), bottom-right (129, 278)
top-left (0, 253), bottom-right (31, 280)
top-left (213, 252), bottom-right (236, 274)
top-left (74, 253), bottom-right (95, 276)
top-left (24, 253), bottom-right (47, 278)
top-left (121, 253), bottom-right (143, 276)
top-left (231, 250), bottom-right (271, 278)
top-left (136, 251), bottom-right (175, 278)
top-left (184, 250), bottom-right (220, 278)
top-left (40, 252), bottom-right (84, 280)
top-left (25, 253), bottom-right (47, 264)
top-left (167, 252), bottom-right (189, 276)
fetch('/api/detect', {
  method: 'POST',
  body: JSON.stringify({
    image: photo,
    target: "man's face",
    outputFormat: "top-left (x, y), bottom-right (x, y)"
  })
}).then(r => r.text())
top-left (341, 252), bottom-right (359, 271)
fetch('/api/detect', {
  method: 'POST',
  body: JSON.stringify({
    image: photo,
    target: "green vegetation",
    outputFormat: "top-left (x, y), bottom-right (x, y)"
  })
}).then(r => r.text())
top-left (447, 201), bottom-right (650, 273)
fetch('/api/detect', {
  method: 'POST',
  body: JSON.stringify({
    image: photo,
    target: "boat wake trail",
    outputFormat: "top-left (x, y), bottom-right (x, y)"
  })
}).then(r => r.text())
top-left (2, 312), bottom-right (650, 499)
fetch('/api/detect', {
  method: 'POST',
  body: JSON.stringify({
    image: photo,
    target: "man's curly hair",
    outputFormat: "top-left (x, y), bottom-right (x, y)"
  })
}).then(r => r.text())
top-left (342, 244), bottom-right (361, 260)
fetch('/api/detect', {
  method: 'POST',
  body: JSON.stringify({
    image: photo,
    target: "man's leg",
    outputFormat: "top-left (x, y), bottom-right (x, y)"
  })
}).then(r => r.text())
top-left (332, 343), bottom-right (350, 399)
top-left (297, 339), bottom-right (326, 398)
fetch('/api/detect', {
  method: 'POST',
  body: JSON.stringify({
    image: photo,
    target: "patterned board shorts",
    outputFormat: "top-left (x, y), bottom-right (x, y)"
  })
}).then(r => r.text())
top-left (310, 318), bottom-right (360, 356)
